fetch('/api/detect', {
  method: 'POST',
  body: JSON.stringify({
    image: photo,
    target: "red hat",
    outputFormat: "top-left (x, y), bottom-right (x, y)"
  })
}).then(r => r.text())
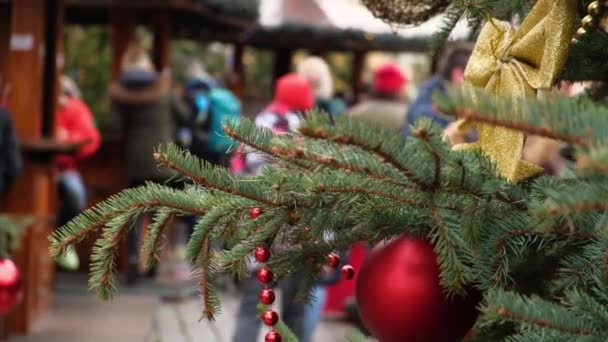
top-left (373, 63), bottom-right (406, 95)
top-left (274, 74), bottom-right (314, 111)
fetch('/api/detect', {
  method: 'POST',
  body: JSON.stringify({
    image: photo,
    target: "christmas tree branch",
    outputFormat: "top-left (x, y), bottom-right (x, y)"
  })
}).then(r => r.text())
top-left (196, 237), bottom-right (220, 321)
top-left (89, 212), bottom-right (138, 300)
top-left (271, 144), bottom-right (405, 186)
top-left (141, 210), bottom-right (174, 268)
top-left (50, 184), bottom-right (206, 256)
top-left (411, 126), bottom-right (444, 188)
top-left (223, 120), bottom-right (312, 170)
top-left (154, 144), bottom-right (287, 206)
top-left (298, 116), bottom-right (429, 188)
top-left (482, 290), bottom-right (596, 336)
top-left (435, 87), bottom-right (605, 146)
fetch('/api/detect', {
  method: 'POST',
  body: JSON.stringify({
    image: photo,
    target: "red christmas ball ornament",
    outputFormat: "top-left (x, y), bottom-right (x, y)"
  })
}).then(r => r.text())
top-left (257, 267), bottom-right (274, 284)
top-left (0, 258), bottom-right (22, 315)
top-left (341, 265), bottom-right (355, 280)
top-left (327, 253), bottom-right (341, 268)
top-left (356, 234), bottom-right (480, 342)
top-left (259, 288), bottom-right (276, 305)
top-left (250, 207), bottom-right (263, 220)
top-left (265, 331), bottom-right (282, 342)
top-left (254, 246), bottom-right (271, 263)
top-left (261, 310), bottom-right (279, 326)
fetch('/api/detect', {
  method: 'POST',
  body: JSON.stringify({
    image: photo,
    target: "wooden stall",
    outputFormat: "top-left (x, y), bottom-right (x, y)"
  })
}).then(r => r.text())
top-left (0, 0), bottom-right (255, 339)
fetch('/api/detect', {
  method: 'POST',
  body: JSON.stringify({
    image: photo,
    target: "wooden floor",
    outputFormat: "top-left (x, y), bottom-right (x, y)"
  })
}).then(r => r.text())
top-left (9, 273), bottom-right (354, 342)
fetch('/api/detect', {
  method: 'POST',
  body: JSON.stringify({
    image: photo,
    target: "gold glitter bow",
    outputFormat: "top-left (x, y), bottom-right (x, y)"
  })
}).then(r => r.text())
top-left (458, 0), bottom-right (577, 183)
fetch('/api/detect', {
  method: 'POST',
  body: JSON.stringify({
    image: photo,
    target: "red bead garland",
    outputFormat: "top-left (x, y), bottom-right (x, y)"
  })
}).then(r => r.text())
top-left (259, 288), bottom-right (276, 305)
top-left (327, 253), bottom-right (341, 268)
top-left (250, 207), bottom-right (263, 219)
top-left (257, 267), bottom-right (274, 284)
top-left (262, 310), bottom-right (279, 326)
top-left (265, 331), bottom-right (282, 342)
top-left (254, 246), bottom-right (271, 263)
top-left (341, 265), bottom-right (355, 280)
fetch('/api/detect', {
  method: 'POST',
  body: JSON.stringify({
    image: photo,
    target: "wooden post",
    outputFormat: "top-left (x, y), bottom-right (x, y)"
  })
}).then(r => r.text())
top-left (4, 0), bottom-right (62, 334)
top-left (351, 51), bottom-right (366, 105)
top-left (110, 8), bottom-right (137, 80)
top-left (230, 43), bottom-right (245, 99)
top-left (152, 13), bottom-right (171, 72)
top-left (272, 48), bottom-right (293, 90)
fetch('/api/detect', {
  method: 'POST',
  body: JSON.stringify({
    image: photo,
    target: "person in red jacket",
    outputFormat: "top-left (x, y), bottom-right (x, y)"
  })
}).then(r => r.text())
top-left (55, 75), bottom-right (101, 270)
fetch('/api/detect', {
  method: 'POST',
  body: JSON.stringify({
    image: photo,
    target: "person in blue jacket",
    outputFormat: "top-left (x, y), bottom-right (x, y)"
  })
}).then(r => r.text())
top-left (402, 44), bottom-right (473, 139)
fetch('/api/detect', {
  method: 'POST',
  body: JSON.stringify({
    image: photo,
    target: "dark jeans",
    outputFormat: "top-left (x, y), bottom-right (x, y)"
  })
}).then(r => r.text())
top-left (233, 271), bottom-right (307, 342)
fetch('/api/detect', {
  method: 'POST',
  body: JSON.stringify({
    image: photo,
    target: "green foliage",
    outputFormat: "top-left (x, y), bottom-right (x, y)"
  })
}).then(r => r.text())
top-left (64, 26), bottom-right (111, 126)
top-left (0, 216), bottom-right (30, 258)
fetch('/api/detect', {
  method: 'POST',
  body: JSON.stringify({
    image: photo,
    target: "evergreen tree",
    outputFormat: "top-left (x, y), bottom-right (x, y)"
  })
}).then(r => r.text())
top-left (50, 0), bottom-right (608, 340)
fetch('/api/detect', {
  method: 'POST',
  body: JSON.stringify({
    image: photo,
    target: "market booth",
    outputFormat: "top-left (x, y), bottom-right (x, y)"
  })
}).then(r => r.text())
top-left (0, 1), bottom-right (254, 339)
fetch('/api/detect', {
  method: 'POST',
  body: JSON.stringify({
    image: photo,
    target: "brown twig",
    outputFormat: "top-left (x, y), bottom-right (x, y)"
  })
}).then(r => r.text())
top-left (199, 237), bottom-right (215, 321)
top-left (154, 152), bottom-right (284, 206)
top-left (141, 213), bottom-right (175, 267)
top-left (546, 202), bottom-right (608, 216)
top-left (223, 125), bottom-right (313, 170)
top-left (272, 145), bottom-right (411, 188)
top-left (54, 200), bottom-right (206, 254)
top-left (413, 127), bottom-right (441, 188)
top-left (495, 307), bottom-right (593, 335)
top-left (313, 184), bottom-right (459, 211)
top-left (452, 109), bottom-right (588, 146)
top-left (299, 126), bottom-right (430, 188)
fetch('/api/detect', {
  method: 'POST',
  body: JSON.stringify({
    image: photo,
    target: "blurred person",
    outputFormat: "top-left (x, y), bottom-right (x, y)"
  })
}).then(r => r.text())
top-left (176, 60), bottom-right (241, 166)
top-left (232, 74), bottom-right (314, 342)
top-left (109, 45), bottom-right (185, 284)
top-left (55, 75), bottom-right (101, 270)
top-left (349, 63), bottom-right (408, 130)
top-left (297, 56), bottom-right (346, 118)
top-left (297, 55), bottom-right (346, 341)
top-left (403, 44), bottom-right (473, 140)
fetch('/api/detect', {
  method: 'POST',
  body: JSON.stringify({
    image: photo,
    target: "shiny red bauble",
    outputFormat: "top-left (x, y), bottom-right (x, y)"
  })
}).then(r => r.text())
top-left (0, 258), bottom-right (22, 315)
top-left (341, 265), bottom-right (355, 280)
top-left (259, 288), bottom-right (276, 305)
top-left (327, 253), bottom-right (341, 268)
top-left (257, 267), bottom-right (274, 284)
top-left (250, 207), bottom-right (263, 220)
top-left (356, 234), bottom-right (480, 342)
top-left (265, 331), bottom-right (282, 342)
top-left (261, 310), bottom-right (279, 326)
top-left (254, 246), bottom-right (271, 263)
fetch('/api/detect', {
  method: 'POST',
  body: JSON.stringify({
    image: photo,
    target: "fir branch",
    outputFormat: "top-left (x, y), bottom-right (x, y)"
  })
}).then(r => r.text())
top-left (141, 210), bottom-right (175, 268)
top-left (435, 87), bottom-right (604, 146)
top-left (198, 237), bottom-right (218, 320)
top-left (223, 119), bottom-right (312, 170)
top-left (89, 211), bottom-right (138, 299)
top-left (430, 4), bottom-right (465, 55)
top-left (430, 209), bottom-right (474, 293)
top-left (483, 290), bottom-right (595, 336)
top-left (313, 184), bottom-right (426, 208)
top-left (411, 126), bottom-right (442, 188)
top-left (299, 123), bottom-right (428, 188)
top-left (154, 144), bottom-right (285, 206)
top-left (50, 184), bottom-right (205, 257)
top-left (271, 145), bottom-right (404, 186)
top-left (449, 108), bottom-right (588, 146)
